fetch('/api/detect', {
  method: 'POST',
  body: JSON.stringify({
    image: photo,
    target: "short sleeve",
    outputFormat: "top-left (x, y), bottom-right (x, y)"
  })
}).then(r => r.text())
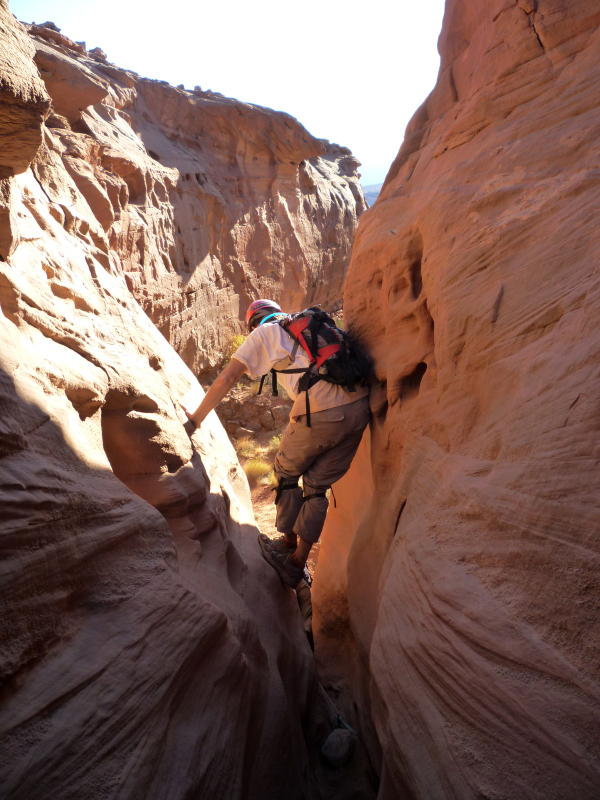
top-left (232, 324), bottom-right (299, 380)
top-left (233, 330), bottom-right (273, 379)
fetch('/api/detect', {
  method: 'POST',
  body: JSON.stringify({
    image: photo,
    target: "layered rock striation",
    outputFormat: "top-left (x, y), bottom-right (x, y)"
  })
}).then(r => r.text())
top-left (0, 3), bottom-right (339, 797)
top-left (315, 1), bottom-right (600, 798)
top-left (10, 17), bottom-right (364, 375)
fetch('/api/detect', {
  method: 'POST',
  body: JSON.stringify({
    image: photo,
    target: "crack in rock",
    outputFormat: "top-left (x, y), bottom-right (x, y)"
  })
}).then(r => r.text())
top-left (518, 0), bottom-right (545, 52)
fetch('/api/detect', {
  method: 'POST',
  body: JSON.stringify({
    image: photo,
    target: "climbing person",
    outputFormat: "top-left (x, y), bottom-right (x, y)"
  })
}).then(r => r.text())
top-left (181, 299), bottom-right (371, 589)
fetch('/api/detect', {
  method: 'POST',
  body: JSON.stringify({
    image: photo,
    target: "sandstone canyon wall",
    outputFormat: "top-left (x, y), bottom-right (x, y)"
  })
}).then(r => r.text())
top-left (11, 15), bottom-right (363, 375)
top-left (0, 3), bottom-right (350, 797)
top-left (314, 1), bottom-right (600, 798)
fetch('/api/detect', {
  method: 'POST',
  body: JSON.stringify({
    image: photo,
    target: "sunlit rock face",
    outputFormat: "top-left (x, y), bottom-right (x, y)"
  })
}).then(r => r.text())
top-left (314, 0), bottom-right (600, 797)
top-left (16, 18), bottom-right (364, 375)
top-left (0, 6), bottom-right (318, 798)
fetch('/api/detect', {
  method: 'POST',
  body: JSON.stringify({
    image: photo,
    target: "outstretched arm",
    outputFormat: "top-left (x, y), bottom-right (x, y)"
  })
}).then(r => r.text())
top-left (182, 357), bottom-right (247, 428)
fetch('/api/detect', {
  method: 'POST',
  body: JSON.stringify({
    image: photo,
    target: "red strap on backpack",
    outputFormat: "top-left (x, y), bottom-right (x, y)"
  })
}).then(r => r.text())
top-left (315, 344), bottom-right (340, 367)
top-left (286, 317), bottom-right (341, 367)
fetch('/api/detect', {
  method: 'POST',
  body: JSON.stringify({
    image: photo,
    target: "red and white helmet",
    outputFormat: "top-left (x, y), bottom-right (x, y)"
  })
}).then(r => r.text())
top-left (245, 299), bottom-right (282, 330)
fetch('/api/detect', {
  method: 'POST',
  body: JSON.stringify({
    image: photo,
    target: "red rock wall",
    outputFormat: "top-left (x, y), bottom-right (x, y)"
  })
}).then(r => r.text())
top-left (0, 5), bottom-right (323, 798)
top-left (314, 1), bottom-right (600, 797)
top-left (17, 21), bottom-right (364, 375)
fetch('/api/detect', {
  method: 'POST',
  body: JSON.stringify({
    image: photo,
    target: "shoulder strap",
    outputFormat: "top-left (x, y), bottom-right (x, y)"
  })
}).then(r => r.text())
top-left (306, 315), bottom-right (321, 361)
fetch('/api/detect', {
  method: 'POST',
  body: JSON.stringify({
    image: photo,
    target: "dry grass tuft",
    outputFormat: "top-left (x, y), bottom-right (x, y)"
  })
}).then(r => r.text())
top-left (244, 458), bottom-right (273, 485)
top-left (259, 469), bottom-right (278, 488)
top-left (234, 435), bottom-right (256, 459)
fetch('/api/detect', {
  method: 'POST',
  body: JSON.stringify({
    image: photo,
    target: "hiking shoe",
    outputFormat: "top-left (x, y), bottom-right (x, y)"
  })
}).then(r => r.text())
top-left (258, 535), bottom-right (303, 588)
top-left (258, 533), bottom-right (295, 555)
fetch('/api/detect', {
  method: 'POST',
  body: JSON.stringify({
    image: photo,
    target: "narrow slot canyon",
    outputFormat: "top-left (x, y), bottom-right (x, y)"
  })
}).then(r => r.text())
top-left (3, 0), bottom-right (600, 798)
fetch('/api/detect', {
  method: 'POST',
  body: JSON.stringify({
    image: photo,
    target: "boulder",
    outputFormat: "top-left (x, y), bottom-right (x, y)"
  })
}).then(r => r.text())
top-left (260, 410), bottom-right (275, 430)
top-left (272, 404), bottom-right (291, 425)
top-left (233, 426), bottom-right (258, 439)
top-left (319, 728), bottom-right (357, 769)
top-left (32, 41), bottom-right (109, 120)
top-left (89, 47), bottom-right (107, 61)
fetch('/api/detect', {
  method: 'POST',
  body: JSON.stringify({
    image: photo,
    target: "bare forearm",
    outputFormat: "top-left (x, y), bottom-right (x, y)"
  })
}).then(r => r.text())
top-left (190, 376), bottom-right (233, 426)
top-left (188, 358), bottom-right (247, 427)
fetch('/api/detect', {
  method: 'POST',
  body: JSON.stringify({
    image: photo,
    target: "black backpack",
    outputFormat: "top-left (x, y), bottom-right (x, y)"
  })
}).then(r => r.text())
top-left (258, 307), bottom-right (371, 426)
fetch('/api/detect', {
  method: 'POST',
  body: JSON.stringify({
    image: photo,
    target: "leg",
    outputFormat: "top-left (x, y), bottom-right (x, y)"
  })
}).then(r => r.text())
top-left (273, 415), bottom-right (328, 550)
top-left (273, 475), bottom-right (304, 547)
top-left (292, 402), bottom-right (369, 558)
top-left (291, 535), bottom-right (312, 569)
top-left (278, 398), bottom-right (370, 567)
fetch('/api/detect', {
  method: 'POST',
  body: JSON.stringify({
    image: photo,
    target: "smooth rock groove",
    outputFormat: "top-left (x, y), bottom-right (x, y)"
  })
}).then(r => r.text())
top-left (314, 1), bottom-right (600, 798)
top-left (0, 3), bottom-right (329, 798)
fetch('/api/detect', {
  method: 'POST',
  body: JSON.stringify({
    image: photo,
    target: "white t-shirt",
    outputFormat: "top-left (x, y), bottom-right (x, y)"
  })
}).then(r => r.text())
top-left (233, 321), bottom-right (369, 419)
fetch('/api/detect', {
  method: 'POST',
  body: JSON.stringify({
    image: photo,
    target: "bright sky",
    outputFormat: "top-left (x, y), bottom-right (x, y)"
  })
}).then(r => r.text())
top-left (9, 0), bottom-right (446, 187)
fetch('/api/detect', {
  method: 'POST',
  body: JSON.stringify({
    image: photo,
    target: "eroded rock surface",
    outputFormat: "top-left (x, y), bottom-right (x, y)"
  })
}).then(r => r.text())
top-left (315, 1), bottom-right (600, 798)
top-left (15, 18), bottom-right (364, 375)
top-left (0, 6), bottom-right (322, 799)
top-left (0, 2), bottom-right (50, 175)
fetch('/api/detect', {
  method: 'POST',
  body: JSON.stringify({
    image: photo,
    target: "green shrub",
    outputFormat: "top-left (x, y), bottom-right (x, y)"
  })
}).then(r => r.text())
top-left (267, 433), bottom-right (282, 456)
top-left (221, 333), bottom-right (247, 367)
